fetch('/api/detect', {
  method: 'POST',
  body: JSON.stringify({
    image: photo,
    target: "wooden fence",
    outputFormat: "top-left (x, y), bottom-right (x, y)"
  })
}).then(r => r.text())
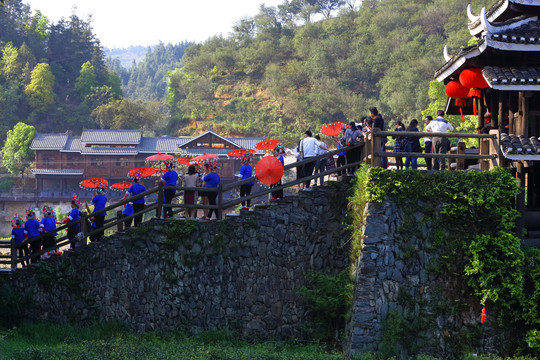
top-left (0, 130), bottom-right (501, 271)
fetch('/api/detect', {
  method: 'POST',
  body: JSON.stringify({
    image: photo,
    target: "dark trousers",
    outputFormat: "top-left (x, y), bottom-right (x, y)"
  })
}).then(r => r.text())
top-left (163, 189), bottom-right (176, 217)
top-left (303, 157), bottom-right (316, 188)
top-left (29, 236), bottom-right (41, 263)
top-left (123, 214), bottom-right (133, 228)
top-left (133, 203), bottom-right (145, 226)
top-left (346, 147), bottom-right (362, 174)
top-left (424, 141), bottom-right (432, 170)
top-left (94, 215), bottom-right (105, 239)
top-left (207, 192), bottom-right (218, 219)
top-left (433, 137), bottom-right (450, 170)
top-left (18, 244), bottom-right (29, 266)
top-left (240, 184), bottom-right (253, 207)
top-left (336, 155), bottom-right (346, 175)
top-left (271, 180), bottom-right (283, 199)
top-left (314, 158), bottom-right (326, 186)
top-left (42, 235), bottom-right (56, 252)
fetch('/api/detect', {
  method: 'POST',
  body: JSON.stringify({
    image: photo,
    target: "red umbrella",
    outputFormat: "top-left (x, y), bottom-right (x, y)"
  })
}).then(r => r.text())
top-left (227, 149), bottom-right (255, 157)
top-left (321, 122), bottom-right (344, 136)
top-left (191, 152), bottom-right (219, 164)
top-left (255, 140), bottom-right (280, 151)
top-left (177, 156), bottom-right (195, 165)
top-left (145, 153), bottom-right (173, 162)
top-left (111, 181), bottom-right (133, 191)
top-left (128, 167), bottom-right (155, 178)
top-left (80, 178), bottom-right (109, 190)
top-left (255, 156), bottom-right (284, 185)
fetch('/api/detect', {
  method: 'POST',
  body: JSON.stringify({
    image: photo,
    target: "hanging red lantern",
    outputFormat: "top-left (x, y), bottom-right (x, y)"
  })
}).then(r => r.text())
top-left (445, 80), bottom-right (470, 122)
top-left (459, 68), bottom-right (489, 115)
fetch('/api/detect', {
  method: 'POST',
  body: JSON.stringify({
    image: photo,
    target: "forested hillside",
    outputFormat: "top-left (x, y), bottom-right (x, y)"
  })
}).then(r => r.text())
top-left (1, 0), bottom-right (492, 147)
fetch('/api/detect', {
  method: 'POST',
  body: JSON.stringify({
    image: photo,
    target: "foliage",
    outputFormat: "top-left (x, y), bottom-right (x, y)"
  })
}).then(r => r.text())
top-left (24, 62), bottom-right (55, 112)
top-left (0, 323), bottom-right (344, 360)
top-left (352, 167), bottom-right (540, 356)
top-left (297, 269), bottom-right (353, 342)
top-left (2, 122), bottom-right (35, 176)
top-left (165, 220), bottom-right (197, 248)
top-left (0, 177), bottom-right (14, 191)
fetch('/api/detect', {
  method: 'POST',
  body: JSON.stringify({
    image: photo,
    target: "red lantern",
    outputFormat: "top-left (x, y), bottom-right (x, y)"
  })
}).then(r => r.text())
top-left (459, 68), bottom-right (489, 115)
top-left (445, 80), bottom-right (470, 122)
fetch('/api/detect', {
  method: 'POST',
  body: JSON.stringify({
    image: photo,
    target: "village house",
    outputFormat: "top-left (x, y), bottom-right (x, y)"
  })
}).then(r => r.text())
top-left (30, 128), bottom-right (265, 200)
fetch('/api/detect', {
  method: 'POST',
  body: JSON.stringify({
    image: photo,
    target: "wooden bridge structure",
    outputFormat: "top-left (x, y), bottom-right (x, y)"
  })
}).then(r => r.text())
top-left (0, 130), bottom-right (504, 271)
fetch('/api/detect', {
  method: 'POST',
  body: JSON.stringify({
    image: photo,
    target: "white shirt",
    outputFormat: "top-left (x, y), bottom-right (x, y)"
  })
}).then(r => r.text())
top-left (301, 137), bottom-right (317, 158)
top-left (315, 140), bottom-right (328, 156)
top-left (425, 117), bottom-right (454, 134)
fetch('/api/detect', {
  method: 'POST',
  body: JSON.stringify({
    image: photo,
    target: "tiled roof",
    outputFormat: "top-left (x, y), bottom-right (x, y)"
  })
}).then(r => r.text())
top-left (61, 137), bottom-right (83, 152)
top-left (81, 129), bottom-right (142, 145)
top-left (80, 146), bottom-right (139, 155)
top-left (483, 66), bottom-right (540, 89)
top-left (32, 169), bottom-right (84, 175)
top-left (468, 0), bottom-right (540, 36)
top-left (228, 137), bottom-right (266, 155)
top-left (30, 133), bottom-right (69, 150)
top-left (490, 18), bottom-right (540, 43)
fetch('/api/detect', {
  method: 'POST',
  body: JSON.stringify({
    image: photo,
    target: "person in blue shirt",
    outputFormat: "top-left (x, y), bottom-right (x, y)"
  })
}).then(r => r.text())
top-left (202, 162), bottom-right (220, 220)
top-left (124, 174), bottom-right (146, 226)
top-left (161, 160), bottom-right (179, 219)
top-left (122, 202), bottom-right (134, 228)
top-left (90, 183), bottom-right (108, 240)
top-left (270, 146), bottom-right (285, 200)
top-left (238, 153), bottom-right (254, 210)
top-left (11, 214), bottom-right (28, 267)
top-left (40, 205), bottom-right (57, 253)
top-left (24, 208), bottom-right (41, 264)
top-left (65, 196), bottom-right (81, 248)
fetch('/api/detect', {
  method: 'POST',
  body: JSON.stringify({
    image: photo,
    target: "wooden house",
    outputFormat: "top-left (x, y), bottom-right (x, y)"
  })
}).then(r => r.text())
top-left (31, 129), bottom-right (265, 200)
top-left (435, 0), bottom-right (540, 230)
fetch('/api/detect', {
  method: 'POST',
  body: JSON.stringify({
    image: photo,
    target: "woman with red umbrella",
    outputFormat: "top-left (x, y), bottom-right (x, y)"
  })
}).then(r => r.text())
top-left (90, 181), bottom-right (108, 240)
top-left (123, 173), bottom-right (146, 227)
top-left (160, 160), bottom-right (179, 219)
top-left (270, 146), bottom-right (285, 200)
top-left (201, 162), bottom-right (220, 220)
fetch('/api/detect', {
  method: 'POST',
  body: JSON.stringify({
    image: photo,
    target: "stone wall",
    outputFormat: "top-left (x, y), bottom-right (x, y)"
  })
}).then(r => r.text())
top-left (346, 200), bottom-right (497, 358)
top-left (9, 182), bottom-right (351, 338)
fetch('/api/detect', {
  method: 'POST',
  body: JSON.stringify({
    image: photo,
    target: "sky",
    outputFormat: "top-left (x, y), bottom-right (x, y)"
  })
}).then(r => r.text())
top-left (23, 0), bottom-right (285, 49)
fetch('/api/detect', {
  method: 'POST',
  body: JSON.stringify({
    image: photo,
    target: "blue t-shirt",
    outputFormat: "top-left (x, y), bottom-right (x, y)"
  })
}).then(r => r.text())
top-left (91, 194), bottom-right (107, 217)
top-left (11, 228), bottom-right (25, 244)
top-left (277, 155), bottom-right (284, 166)
top-left (123, 203), bottom-right (134, 216)
top-left (127, 183), bottom-right (146, 204)
top-left (161, 170), bottom-right (179, 186)
top-left (24, 218), bottom-right (41, 238)
top-left (40, 216), bottom-right (57, 236)
top-left (203, 172), bottom-right (220, 188)
top-left (68, 208), bottom-right (80, 231)
top-left (239, 164), bottom-right (254, 185)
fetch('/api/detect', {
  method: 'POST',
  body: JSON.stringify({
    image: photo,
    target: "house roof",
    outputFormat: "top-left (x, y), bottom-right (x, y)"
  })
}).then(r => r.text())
top-left (468, 0), bottom-right (540, 36)
top-left (483, 66), bottom-right (540, 90)
top-left (180, 130), bottom-right (244, 149)
top-left (30, 132), bottom-right (69, 150)
top-left (31, 169), bottom-right (84, 175)
top-left (80, 129), bottom-right (143, 145)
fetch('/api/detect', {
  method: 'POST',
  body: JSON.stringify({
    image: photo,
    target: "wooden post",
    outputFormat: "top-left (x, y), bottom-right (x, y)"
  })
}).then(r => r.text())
top-left (490, 90), bottom-right (498, 129)
top-left (11, 237), bottom-right (17, 271)
top-left (117, 210), bottom-right (124, 232)
top-left (217, 184), bottom-right (223, 220)
top-left (80, 212), bottom-right (87, 246)
top-left (456, 142), bottom-right (465, 170)
top-left (498, 91), bottom-right (505, 133)
top-left (156, 182), bottom-right (164, 219)
top-left (516, 161), bottom-right (526, 239)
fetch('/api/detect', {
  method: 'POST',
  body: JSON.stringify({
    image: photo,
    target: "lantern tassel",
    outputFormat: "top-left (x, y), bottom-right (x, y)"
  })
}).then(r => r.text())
top-left (460, 107), bottom-right (465, 122)
top-left (473, 98), bottom-right (478, 115)
top-left (481, 306), bottom-right (486, 324)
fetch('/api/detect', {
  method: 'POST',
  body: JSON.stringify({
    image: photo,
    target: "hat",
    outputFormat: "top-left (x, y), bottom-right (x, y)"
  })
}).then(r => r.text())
top-left (165, 160), bottom-right (175, 169)
top-left (96, 181), bottom-right (108, 194)
top-left (132, 171), bottom-right (142, 182)
top-left (26, 208), bottom-right (35, 218)
top-left (42, 205), bottom-right (53, 216)
top-left (72, 193), bottom-right (81, 207)
top-left (11, 214), bottom-right (23, 228)
top-left (241, 152), bottom-right (251, 163)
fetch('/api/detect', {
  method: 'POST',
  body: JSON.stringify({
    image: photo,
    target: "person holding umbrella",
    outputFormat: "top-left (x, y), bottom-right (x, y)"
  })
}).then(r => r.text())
top-left (270, 145), bottom-right (285, 200)
top-left (161, 160), bottom-right (179, 219)
top-left (90, 182), bottom-right (108, 240)
top-left (124, 173), bottom-right (146, 226)
top-left (202, 162), bottom-right (220, 220)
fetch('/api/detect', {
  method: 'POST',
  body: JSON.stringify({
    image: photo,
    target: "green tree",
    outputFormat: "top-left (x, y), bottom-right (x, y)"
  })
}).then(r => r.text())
top-left (24, 62), bottom-right (55, 112)
top-left (2, 122), bottom-right (35, 176)
top-left (75, 60), bottom-right (98, 99)
top-left (1, 42), bottom-right (22, 81)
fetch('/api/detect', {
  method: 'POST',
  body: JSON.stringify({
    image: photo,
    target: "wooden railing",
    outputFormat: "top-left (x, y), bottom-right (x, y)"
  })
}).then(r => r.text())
top-left (1, 132), bottom-right (500, 271)
top-left (367, 128), bottom-right (499, 170)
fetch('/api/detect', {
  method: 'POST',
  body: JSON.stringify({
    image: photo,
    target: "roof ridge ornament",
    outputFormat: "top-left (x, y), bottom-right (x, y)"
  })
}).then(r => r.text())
top-left (467, 4), bottom-right (479, 22)
top-left (443, 45), bottom-right (452, 62)
top-left (480, 7), bottom-right (497, 34)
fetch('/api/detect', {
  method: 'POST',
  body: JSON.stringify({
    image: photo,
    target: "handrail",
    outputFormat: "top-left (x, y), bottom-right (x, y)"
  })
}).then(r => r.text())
top-left (373, 130), bottom-right (497, 139)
